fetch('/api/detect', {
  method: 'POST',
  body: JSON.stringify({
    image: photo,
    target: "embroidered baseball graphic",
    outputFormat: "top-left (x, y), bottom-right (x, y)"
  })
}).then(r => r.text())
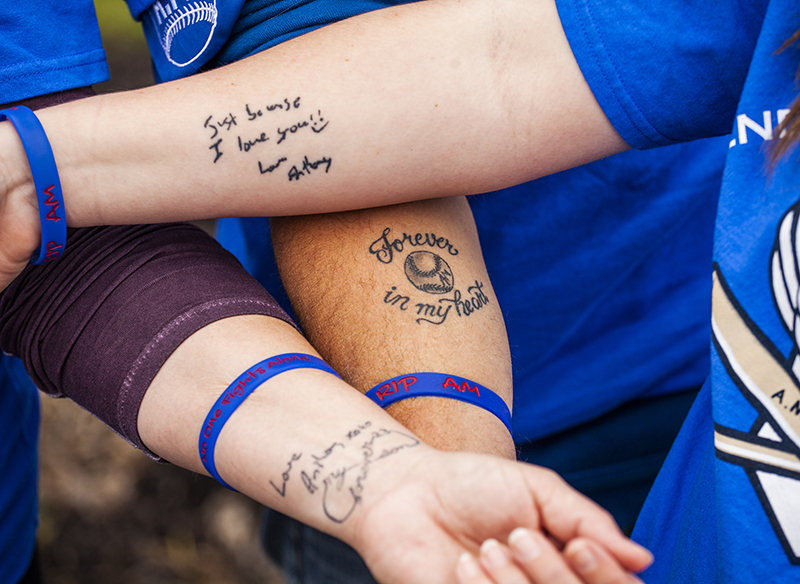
top-left (711, 202), bottom-right (800, 564)
top-left (404, 251), bottom-right (454, 294)
top-left (145, 0), bottom-right (218, 68)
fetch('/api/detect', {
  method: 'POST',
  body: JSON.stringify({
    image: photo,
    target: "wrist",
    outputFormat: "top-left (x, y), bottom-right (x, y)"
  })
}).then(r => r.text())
top-left (0, 121), bottom-right (43, 263)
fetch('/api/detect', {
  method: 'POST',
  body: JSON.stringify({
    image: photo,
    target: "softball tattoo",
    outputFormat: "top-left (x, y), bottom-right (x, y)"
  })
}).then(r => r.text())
top-left (370, 227), bottom-right (490, 325)
top-left (404, 251), bottom-right (454, 294)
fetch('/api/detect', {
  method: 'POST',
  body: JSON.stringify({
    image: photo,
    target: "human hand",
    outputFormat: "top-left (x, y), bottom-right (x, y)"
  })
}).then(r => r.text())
top-left (0, 122), bottom-right (41, 290)
top-left (456, 533), bottom-right (646, 584)
top-left (349, 450), bottom-right (651, 584)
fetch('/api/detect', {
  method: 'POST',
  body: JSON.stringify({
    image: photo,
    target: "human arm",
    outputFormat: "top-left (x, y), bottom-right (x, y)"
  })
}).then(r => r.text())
top-left (271, 196), bottom-right (516, 459)
top-left (0, 221), bottom-right (649, 584)
top-left (0, 0), bottom-right (627, 288)
top-left (141, 314), bottom-right (651, 584)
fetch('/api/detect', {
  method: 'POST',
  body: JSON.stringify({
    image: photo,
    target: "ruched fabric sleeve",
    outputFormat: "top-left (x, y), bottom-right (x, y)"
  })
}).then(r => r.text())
top-left (556, 0), bottom-right (770, 149)
top-left (0, 223), bottom-right (295, 460)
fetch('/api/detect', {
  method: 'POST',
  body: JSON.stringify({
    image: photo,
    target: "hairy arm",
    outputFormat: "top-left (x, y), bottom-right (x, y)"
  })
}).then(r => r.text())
top-left (271, 197), bottom-right (516, 459)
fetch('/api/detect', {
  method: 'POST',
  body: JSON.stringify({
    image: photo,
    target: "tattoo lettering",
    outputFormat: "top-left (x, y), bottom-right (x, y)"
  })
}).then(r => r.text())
top-left (415, 280), bottom-right (490, 325)
top-left (369, 227), bottom-right (459, 264)
top-left (203, 113), bottom-right (238, 163)
top-left (203, 97), bottom-right (332, 180)
top-left (383, 287), bottom-right (411, 310)
top-left (346, 421), bottom-right (372, 440)
top-left (259, 157), bottom-right (288, 174)
top-left (209, 138), bottom-right (223, 164)
top-left (370, 227), bottom-right (489, 325)
top-left (238, 132), bottom-right (269, 152)
top-left (276, 111), bottom-right (330, 145)
top-left (268, 423), bottom-right (419, 523)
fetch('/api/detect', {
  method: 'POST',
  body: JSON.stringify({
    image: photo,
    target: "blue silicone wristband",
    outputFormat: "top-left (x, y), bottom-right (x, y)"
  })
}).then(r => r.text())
top-left (0, 106), bottom-right (66, 264)
top-left (199, 353), bottom-right (340, 490)
top-left (365, 372), bottom-right (512, 435)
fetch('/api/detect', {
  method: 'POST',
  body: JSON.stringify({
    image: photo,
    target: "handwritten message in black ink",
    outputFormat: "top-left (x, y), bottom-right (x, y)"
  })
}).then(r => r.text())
top-left (270, 452), bottom-right (302, 497)
top-left (203, 96), bottom-right (332, 181)
top-left (268, 422), bottom-right (419, 523)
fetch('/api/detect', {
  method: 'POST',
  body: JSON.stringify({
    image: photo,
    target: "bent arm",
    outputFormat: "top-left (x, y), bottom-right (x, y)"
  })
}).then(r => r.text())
top-left (271, 197), bottom-right (515, 459)
top-left (2, 0), bottom-right (625, 227)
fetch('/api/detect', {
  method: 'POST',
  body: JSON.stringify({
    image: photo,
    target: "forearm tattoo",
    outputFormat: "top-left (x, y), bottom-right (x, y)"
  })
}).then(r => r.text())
top-left (369, 227), bottom-right (491, 325)
top-left (202, 96), bottom-right (332, 181)
top-left (269, 421), bottom-right (420, 523)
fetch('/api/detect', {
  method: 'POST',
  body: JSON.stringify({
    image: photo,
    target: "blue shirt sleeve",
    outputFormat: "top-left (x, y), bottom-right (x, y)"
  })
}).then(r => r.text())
top-left (556, 0), bottom-right (769, 148)
top-left (0, 1), bottom-right (109, 103)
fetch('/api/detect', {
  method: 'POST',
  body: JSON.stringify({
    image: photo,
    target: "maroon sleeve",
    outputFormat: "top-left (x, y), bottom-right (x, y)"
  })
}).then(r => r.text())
top-left (0, 223), bottom-right (296, 459)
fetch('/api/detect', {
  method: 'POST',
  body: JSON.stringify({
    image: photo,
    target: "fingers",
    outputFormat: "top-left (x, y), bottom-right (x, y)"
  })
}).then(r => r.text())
top-left (478, 540), bottom-right (530, 584)
top-left (457, 533), bottom-right (606, 584)
top-left (505, 528), bottom-right (645, 584)
top-left (456, 541), bottom-right (532, 584)
top-left (506, 528), bottom-right (585, 584)
top-left (562, 537), bottom-right (646, 584)
top-left (527, 469), bottom-right (652, 572)
top-left (456, 530), bottom-right (650, 584)
top-left (456, 551), bottom-right (493, 584)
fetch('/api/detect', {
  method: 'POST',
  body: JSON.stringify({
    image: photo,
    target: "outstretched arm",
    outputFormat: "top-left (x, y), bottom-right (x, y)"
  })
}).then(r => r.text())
top-left (271, 196), bottom-right (515, 459)
top-left (141, 315), bottom-right (651, 584)
top-left (0, 0), bottom-right (626, 288)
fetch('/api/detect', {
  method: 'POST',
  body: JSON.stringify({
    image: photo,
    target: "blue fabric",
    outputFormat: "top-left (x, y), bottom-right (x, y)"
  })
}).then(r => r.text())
top-left (132, 0), bottom-right (246, 82)
top-left (625, 0), bottom-right (800, 580)
top-left (471, 138), bottom-right (725, 441)
top-left (632, 382), bottom-right (719, 583)
top-left (0, 355), bottom-right (40, 584)
top-left (0, 1), bottom-right (108, 104)
top-left (210, 0), bottom-right (417, 66)
top-left (555, 0), bottom-right (769, 149)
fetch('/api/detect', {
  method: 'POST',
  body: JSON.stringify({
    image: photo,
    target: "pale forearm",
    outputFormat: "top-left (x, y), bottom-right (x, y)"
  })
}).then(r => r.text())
top-left (272, 197), bottom-right (515, 459)
top-left (3, 0), bottom-right (625, 228)
top-left (138, 317), bottom-right (652, 584)
top-left (138, 314), bottom-right (428, 543)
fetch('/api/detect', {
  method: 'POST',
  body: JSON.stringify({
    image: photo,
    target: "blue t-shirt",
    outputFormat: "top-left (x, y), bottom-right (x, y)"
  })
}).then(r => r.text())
top-left (470, 138), bottom-right (726, 442)
top-left (561, 0), bottom-right (800, 580)
top-left (556, 0), bottom-right (769, 149)
top-left (210, 0), bottom-right (417, 66)
top-left (0, 356), bottom-right (40, 583)
top-left (0, 1), bottom-right (108, 103)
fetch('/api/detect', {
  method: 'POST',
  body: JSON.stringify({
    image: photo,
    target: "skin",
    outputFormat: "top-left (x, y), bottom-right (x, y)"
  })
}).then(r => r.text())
top-left (271, 197), bottom-right (516, 460)
top-left (0, 0), bottom-right (626, 289)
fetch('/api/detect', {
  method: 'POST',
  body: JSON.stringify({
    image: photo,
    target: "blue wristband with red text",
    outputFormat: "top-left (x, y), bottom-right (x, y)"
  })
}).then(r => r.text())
top-left (365, 373), bottom-right (512, 435)
top-left (199, 353), bottom-right (340, 490)
top-left (0, 106), bottom-right (66, 264)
